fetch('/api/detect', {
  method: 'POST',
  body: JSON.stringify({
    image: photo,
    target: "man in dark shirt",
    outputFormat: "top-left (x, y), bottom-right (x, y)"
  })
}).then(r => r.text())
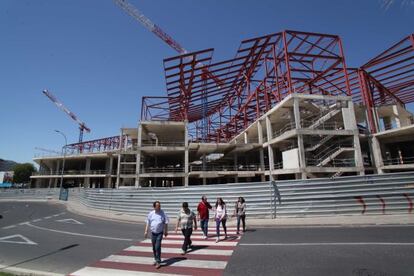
top-left (197, 195), bottom-right (212, 239)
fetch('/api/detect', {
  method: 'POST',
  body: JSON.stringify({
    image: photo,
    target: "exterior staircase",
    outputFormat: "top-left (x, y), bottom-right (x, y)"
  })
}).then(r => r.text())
top-left (307, 109), bottom-right (341, 129)
top-left (316, 146), bottom-right (354, 167)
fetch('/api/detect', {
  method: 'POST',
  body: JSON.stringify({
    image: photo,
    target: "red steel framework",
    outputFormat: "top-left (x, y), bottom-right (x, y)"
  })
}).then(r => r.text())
top-left (65, 135), bottom-right (124, 154)
top-left (357, 34), bottom-right (414, 133)
top-left (70, 31), bottom-right (414, 152)
top-left (144, 30), bottom-right (352, 142)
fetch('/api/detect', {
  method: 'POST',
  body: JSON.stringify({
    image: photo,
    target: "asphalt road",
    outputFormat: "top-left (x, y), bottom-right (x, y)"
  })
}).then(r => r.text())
top-left (1, 201), bottom-right (413, 275)
top-left (0, 201), bottom-right (143, 275)
top-left (226, 226), bottom-right (414, 276)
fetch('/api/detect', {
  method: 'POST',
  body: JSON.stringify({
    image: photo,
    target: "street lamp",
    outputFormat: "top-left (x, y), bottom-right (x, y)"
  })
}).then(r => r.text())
top-left (55, 130), bottom-right (67, 200)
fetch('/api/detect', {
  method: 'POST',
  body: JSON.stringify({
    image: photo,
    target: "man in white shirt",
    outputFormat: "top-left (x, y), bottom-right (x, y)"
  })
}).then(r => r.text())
top-left (144, 201), bottom-right (169, 269)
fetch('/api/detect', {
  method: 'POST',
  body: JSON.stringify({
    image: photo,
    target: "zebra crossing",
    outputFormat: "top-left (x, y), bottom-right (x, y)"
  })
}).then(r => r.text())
top-left (70, 227), bottom-right (242, 276)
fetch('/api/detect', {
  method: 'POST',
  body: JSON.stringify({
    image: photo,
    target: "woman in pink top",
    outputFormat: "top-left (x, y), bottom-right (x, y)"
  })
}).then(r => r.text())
top-left (214, 197), bottom-right (227, 242)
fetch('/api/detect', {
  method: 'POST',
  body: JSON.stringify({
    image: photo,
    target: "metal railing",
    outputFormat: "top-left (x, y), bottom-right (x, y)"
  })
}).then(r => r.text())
top-left (141, 141), bottom-right (185, 147)
top-left (383, 156), bottom-right (414, 166)
top-left (272, 118), bottom-right (344, 139)
top-left (306, 158), bottom-right (356, 167)
top-left (141, 167), bottom-right (185, 173)
top-left (190, 164), bottom-right (263, 172)
top-left (33, 170), bottom-right (111, 176)
top-left (310, 141), bottom-right (354, 161)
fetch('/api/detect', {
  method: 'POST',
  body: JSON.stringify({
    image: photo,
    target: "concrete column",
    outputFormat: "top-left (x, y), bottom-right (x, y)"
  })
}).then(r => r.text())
top-left (54, 160), bottom-right (60, 188)
top-left (184, 121), bottom-right (189, 186)
top-left (293, 97), bottom-right (307, 179)
top-left (257, 120), bottom-right (266, 181)
top-left (392, 105), bottom-right (401, 128)
top-left (348, 101), bottom-right (364, 175)
top-left (48, 167), bottom-right (53, 189)
top-left (234, 153), bottom-right (239, 183)
top-left (265, 116), bottom-right (275, 181)
top-left (105, 155), bottom-right (114, 188)
top-left (135, 125), bottom-right (142, 188)
top-left (371, 136), bottom-right (384, 174)
top-left (373, 107), bottom-right (381, 132)
top-left (85, 158), bottom-right (91, 188)
top-left (116, 129), bottom-right (123, 188)
top-left (116, 154), bottom-right (121, 188)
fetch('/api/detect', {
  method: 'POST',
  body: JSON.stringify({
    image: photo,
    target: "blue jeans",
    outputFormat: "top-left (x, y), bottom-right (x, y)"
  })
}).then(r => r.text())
top-left (151, 231), bottom-right (163, 263)
top-left (200, 219), bottom-right (209, 236)
top-left (237, 215), bottom-right (246, 233)
top-left (215, 218), bottom-right (227, 239)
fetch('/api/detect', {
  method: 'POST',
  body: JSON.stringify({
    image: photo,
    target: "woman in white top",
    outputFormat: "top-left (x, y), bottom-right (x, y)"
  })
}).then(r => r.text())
top-left (214, 197), bottom-right (227, 242)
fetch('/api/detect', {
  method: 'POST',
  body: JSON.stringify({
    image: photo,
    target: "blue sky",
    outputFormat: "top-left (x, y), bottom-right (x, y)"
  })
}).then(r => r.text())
top-left (1, 0), bottom-right (413, 164)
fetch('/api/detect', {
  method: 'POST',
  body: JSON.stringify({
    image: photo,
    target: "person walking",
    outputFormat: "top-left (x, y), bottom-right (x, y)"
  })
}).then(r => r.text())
top-left (214, 197), bottom-right (227, 242)
top-left (234, 196), bottom-right (246, 234)
top-left (144, 201), bottom-right (169, 269)
top-left (197, 195), bottom-right (212, 239)
top-left (175, 202), bottom-right (197, 255)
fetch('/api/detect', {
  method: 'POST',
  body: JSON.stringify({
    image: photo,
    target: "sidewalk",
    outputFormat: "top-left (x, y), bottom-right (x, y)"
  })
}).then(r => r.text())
top-left (64, 199), bottom-right (414, 227)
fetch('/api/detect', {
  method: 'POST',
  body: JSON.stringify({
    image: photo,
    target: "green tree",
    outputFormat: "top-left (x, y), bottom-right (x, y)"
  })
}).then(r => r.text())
top-left (12, 163), bottom-right (36, 183)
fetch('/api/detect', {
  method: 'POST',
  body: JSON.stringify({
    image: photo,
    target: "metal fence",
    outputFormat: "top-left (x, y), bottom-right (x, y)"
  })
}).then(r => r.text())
top-left (0, 188), bottom-right (59, 200)
top-left (2, 172), bottom-right (413, 218)
top-left (77, 181), bottom-right (273, 219)
top-left (273, 172), bottom-right (414, 217)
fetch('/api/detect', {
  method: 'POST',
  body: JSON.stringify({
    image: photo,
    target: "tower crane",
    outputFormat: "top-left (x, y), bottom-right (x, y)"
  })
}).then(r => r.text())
top-left (113, 0), bottom-right (229, 142)
top-left (42, 90), bottom-right (91, 143)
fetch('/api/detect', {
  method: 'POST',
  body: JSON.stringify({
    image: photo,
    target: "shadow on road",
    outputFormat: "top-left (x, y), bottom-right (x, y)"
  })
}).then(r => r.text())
top-left (161, 256), bottom-right (186, 266)
top-left (0, 244), bottom-right (79, 271)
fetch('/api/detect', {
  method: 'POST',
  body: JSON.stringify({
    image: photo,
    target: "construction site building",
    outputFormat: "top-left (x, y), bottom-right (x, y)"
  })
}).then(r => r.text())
top-left (31, 31), bottom-right (414, 188)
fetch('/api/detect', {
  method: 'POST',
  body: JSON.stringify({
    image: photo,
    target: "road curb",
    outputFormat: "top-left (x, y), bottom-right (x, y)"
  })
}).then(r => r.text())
top-left (0, 264), bottom-right (64, 276)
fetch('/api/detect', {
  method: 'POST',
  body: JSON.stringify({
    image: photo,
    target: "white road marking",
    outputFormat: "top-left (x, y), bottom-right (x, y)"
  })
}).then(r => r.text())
top-left (2, 225), bottom-right (16, 230)
top-left (0, 265), bottom-right (63, 276)
top-left (0, 234), bottom-right (37, 245)
top-left (141, 239), bottom-right (237, 246)
top-left (240, 242), bottom-right (414, 246)
top-left (167, 234), bottom-right (240, 240)
top-left (25, 223), bottom-right (133, 241)
top-left (71, 266), bottom-right (188, 276)
top-left (102, 255), bottom-right (227, 269)
top-left (124, 245), bottom-right (234, 256)
top-left (1, 212), bottom-right (65, 230)
top-left (56, 218), bottom-right (83, 225)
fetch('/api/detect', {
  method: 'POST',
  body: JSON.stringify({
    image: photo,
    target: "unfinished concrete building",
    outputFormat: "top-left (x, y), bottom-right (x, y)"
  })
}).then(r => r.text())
top-left (31, 31), bottom-right (414, 188)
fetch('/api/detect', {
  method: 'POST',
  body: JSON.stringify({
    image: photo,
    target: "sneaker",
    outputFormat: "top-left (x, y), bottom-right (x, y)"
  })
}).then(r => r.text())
top-left (155, 263), bottom-right (161, 269)
top-left (224, 234), bottom-right (228, 239)
top-left (181, 249), bottom-right (186, 255)
top-left (204, 235), bottom-right (208, 239)
top-left (215, 238), bottom-right (219, 243)
top-left (153, 261), bottom-right (157, 266)
top-left (236, 231), bottom-right (240, 235)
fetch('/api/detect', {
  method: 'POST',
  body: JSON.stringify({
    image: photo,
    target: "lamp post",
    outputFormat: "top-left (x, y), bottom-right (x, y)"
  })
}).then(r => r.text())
top-left (55, 130), bottom-right (67, 200)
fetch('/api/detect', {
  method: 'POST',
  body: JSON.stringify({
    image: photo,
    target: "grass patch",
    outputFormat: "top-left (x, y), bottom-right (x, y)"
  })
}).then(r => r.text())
top-left (0, 272), bottom-right (16, 276)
